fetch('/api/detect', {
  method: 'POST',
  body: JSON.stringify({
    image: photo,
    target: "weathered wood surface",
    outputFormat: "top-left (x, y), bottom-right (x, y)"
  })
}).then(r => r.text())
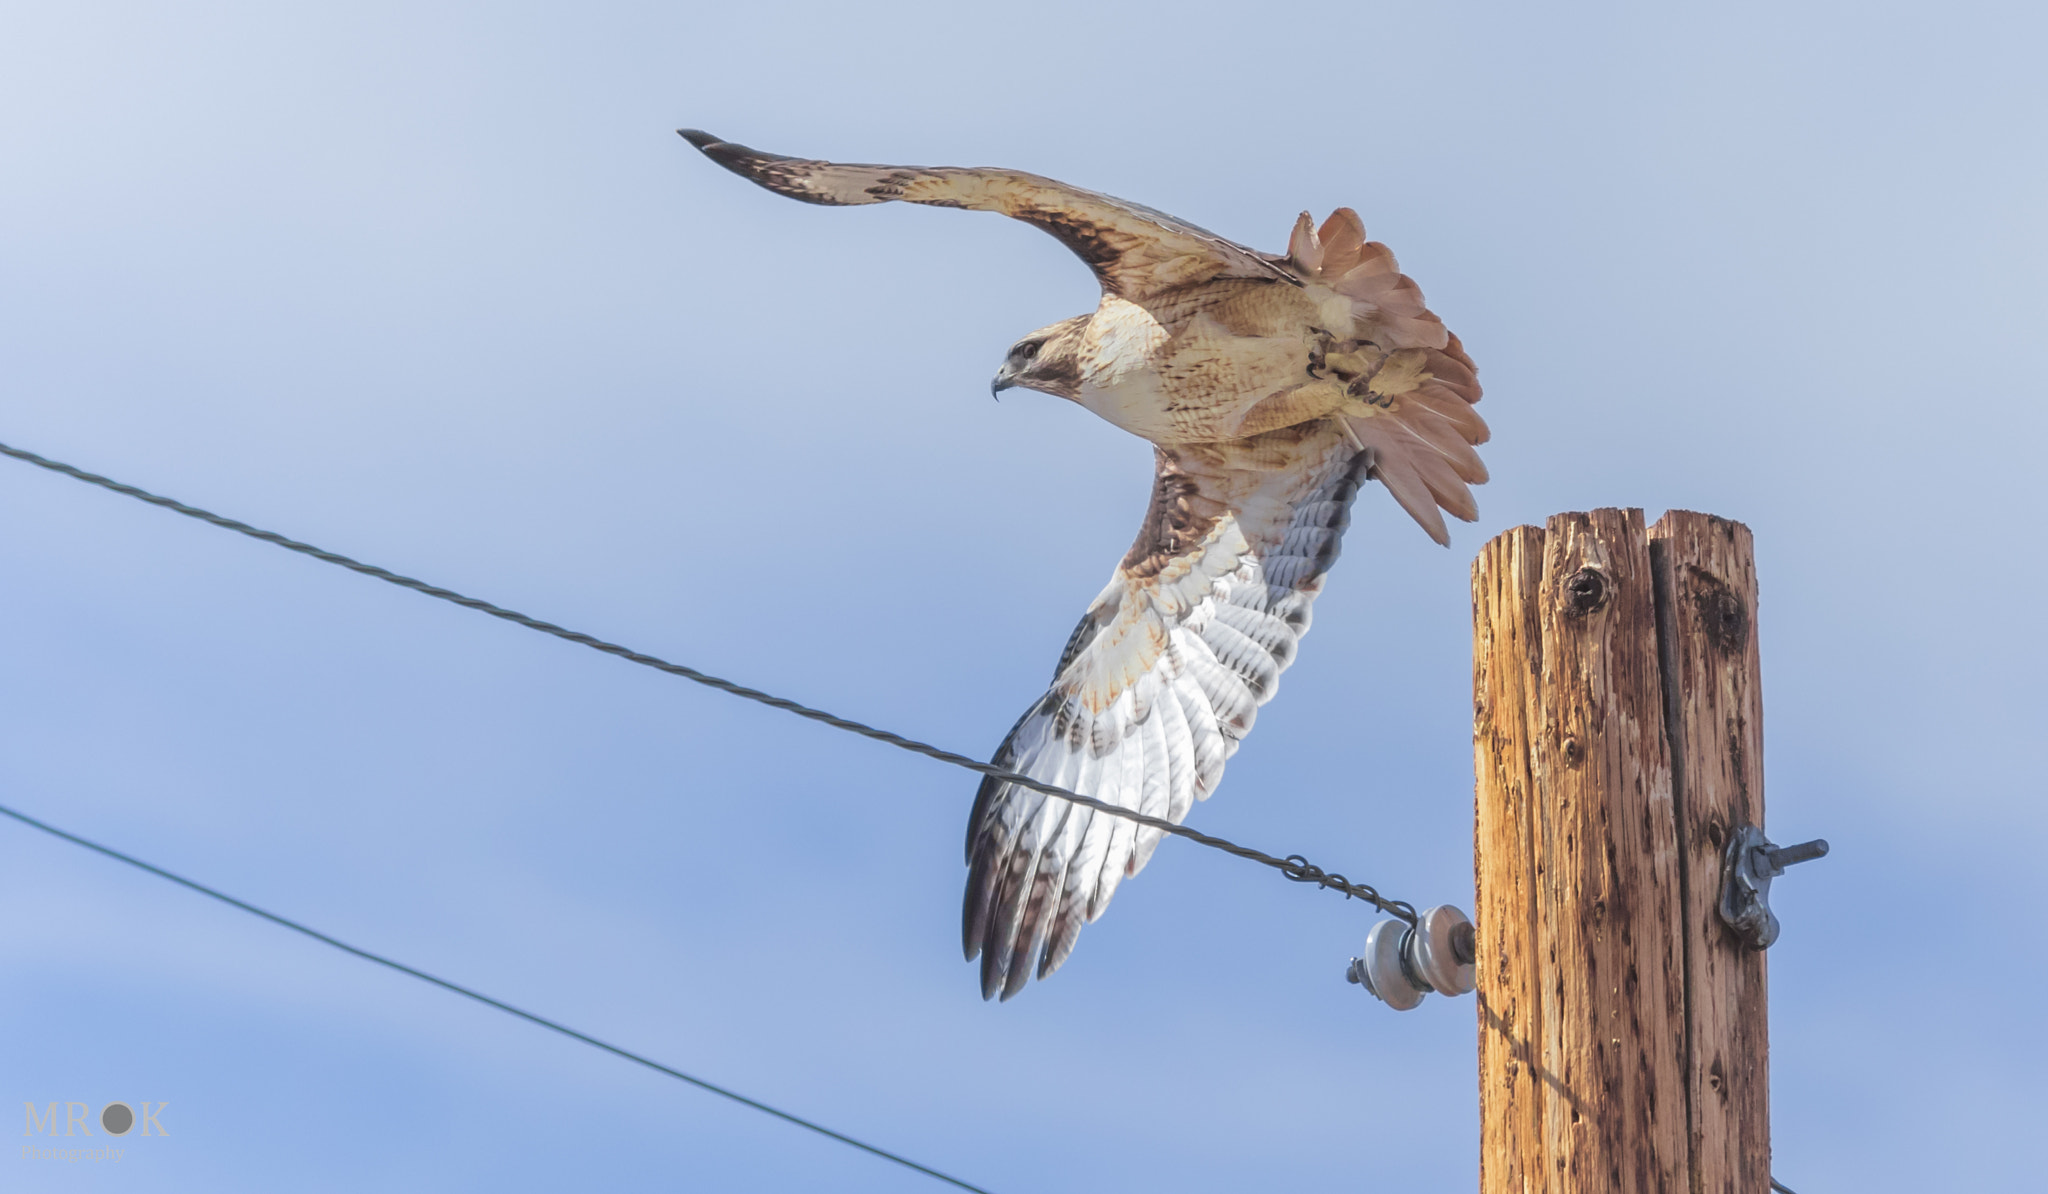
top-left (1473, 524), bottom-right (1548, 1194)
top-left (1648, 511), bottom-right (1771, 1194)
top-left (1474, 508), bottom-right (1766, 1193)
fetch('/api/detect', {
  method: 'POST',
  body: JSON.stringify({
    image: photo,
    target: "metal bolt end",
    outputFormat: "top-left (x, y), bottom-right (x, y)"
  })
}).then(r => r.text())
top-left (1760, 838), bottom-right (1829, 874)
top-left (1451, 920), bottom-right (1477, 966)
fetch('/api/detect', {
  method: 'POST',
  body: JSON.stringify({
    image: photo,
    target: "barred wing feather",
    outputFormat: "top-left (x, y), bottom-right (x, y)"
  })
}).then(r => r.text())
top-left (962, 431), bottom-right (1370, 999)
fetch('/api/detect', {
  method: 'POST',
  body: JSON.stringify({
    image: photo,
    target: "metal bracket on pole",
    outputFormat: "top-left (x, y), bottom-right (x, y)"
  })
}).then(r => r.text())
top-left (1717, 824), bottom-right (1828, 950)
top-left (1348, 905), bottom-right (1477, 1010)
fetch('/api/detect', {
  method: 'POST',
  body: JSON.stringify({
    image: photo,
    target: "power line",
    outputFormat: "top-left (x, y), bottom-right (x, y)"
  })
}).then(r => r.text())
top-left (0, 798), bottom-right (994, 1193)
top-left (0, 438), bottom-right (1416, 923)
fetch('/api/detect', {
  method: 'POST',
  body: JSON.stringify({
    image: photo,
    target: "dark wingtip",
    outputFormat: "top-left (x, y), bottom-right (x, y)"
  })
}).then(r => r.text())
top-left (675, 129), bottom-right (802, 178)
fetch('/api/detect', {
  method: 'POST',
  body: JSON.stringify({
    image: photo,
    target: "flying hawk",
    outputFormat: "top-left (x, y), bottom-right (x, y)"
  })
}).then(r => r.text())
top-left (681, 130), bottom-right (1487, 1000)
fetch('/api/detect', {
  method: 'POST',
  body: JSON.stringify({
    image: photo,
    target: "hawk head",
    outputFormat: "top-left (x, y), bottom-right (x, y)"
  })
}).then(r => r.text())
top-left (990, 315), bottom-right (1089, 401)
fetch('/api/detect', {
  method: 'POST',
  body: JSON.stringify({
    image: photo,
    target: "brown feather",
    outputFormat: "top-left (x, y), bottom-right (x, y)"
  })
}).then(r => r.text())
top-left (1316, 208), bottom-right (1367, 273)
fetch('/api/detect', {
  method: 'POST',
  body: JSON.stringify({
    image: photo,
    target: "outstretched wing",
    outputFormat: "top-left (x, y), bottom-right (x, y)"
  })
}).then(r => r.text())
top-left (679, 129), bottom-right (1298, 300)
top-left (963, 427), bottom-right (1370, 999)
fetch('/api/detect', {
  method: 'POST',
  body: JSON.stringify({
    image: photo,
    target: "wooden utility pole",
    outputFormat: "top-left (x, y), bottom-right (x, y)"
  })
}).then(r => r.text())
top-left (1472, 509), bottom-right (1770, 1194)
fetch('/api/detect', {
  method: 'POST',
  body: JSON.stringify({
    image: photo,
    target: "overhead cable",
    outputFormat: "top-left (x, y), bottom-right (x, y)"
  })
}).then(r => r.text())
top-left (0, 798), bottom-right (994, 1194)
top-left (0, 439), bottom-right (1416, 923)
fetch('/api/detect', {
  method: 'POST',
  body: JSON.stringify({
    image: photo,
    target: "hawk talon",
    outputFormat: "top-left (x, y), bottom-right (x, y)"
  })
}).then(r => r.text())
top-left (1306, 328), bottom-right (1336, 380)
top-left (1343, 374), bottom-right (1398, 409)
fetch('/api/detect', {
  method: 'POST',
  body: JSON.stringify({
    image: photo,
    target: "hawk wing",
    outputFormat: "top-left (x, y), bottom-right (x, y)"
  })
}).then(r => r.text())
top-left (679, 130), bottom-right (1299, 299)
top-left (963, 427), bottom-right (1370, 999)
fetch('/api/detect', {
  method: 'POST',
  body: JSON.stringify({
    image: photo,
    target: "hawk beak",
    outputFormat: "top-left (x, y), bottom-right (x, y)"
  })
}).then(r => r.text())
top-left (990, 368), bottom-right (1017, 400)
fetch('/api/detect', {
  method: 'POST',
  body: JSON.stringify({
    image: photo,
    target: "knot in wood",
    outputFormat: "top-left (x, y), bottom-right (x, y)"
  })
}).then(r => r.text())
top-left (1562, 566), bottom-right (1610, 617)
top-left (1692, 573), bottom-right (1749, 652)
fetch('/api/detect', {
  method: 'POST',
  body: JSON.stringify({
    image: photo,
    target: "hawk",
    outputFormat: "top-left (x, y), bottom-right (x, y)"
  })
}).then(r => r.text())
top-left (681, 130), bottom-right (1487, 999)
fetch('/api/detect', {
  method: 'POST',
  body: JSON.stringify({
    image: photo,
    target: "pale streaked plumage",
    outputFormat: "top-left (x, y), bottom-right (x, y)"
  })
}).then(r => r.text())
top-left (680, 130), bottom-right (1487, 999)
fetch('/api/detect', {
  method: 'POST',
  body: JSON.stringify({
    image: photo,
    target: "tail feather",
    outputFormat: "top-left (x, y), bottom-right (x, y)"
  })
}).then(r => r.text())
top-left (1285, 210), bottom-right (1485, 544)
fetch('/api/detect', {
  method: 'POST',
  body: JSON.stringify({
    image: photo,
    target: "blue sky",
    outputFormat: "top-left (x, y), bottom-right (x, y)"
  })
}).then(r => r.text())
top-left (3, 1), bottom-right (2044, 1189)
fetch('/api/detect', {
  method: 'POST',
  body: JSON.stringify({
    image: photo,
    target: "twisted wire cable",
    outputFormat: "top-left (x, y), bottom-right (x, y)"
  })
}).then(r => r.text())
top-left (0, 439), bottom-right (1415, 922)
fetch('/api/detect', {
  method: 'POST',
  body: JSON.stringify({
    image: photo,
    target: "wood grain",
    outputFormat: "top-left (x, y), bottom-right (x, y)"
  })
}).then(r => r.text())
top-left (1473, 524), bottom-right (1547, 1194)
top-left (1473, 509), bottom-right (1691, 1193)
top-left (1648, 511), bottom-right (1771, 1194)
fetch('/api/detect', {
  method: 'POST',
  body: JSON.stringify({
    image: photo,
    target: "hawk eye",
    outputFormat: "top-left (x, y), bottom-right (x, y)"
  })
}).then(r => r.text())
top-left (1013, 338), bottom-right (1046, 361)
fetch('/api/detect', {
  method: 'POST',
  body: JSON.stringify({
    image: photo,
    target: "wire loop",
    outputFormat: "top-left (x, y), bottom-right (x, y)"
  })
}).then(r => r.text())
top-left (1280, 855), bottom-right (1417, 922)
